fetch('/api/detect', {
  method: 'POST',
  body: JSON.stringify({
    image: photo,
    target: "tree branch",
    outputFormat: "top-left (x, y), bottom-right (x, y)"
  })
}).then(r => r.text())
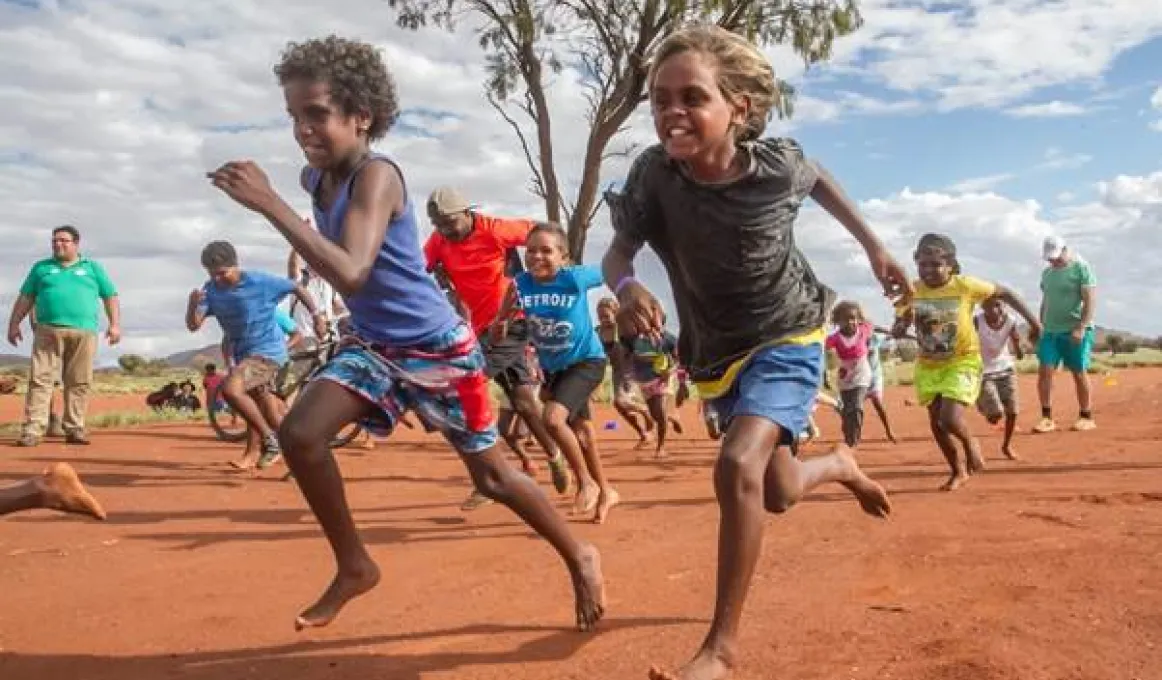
top-left (486, 91), bottom-right (546, 200)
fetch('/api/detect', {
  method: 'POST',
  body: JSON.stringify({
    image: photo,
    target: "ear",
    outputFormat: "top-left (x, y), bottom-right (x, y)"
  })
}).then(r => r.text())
top-left (730, 93), bottom-right (751, 128)
top-left (356, 108), bottom-right (373, 136)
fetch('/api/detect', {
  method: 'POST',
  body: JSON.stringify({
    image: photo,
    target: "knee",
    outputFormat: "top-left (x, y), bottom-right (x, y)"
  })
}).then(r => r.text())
top-left (543, 407), bottom-right (570, 433)
top-left (468, 459), bottom-right (512, 501)
top-left (277, 418), bottom-right (323, 460)
top-left (713, 445), bottom-right (765, 500)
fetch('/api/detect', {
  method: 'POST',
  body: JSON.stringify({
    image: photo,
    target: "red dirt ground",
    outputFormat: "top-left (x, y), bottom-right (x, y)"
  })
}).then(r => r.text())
top-left (1, 370), bottom-right (1160, 680)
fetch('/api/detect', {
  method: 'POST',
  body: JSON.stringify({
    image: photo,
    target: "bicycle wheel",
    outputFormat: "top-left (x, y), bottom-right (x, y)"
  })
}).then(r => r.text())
top-left (207, 382), bottom-right (249, 442)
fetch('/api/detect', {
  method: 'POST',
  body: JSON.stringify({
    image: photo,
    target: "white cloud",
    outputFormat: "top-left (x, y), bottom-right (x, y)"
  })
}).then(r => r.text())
top-left (1005, 100), bottom-right (1090, 118)
top-left (946, 173), bottom-right (1015, 193)
top-left (0, 0), bottom-right (1159, 367)
top-left (1037, 147), bottom-right (1093, 171)
top-left (1149, 86), bottom-right (1162, 131)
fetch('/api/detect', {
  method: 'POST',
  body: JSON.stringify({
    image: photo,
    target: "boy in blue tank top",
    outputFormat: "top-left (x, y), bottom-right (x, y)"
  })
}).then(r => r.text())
top-left (206, 35), bottom-right (604, 634)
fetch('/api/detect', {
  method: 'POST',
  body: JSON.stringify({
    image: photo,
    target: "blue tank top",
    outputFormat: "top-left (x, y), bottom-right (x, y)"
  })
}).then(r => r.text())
top-left (307, 155), bottom-right (459, 346)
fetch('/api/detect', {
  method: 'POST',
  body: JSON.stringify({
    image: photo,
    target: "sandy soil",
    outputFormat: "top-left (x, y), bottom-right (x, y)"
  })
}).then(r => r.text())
top-left (1, 370), bottom-right (1160, 680)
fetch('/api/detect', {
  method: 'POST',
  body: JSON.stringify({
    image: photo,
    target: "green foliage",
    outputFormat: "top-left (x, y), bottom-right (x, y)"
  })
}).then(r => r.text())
top-left (386, 0), bottom-right (863, 259)
top-left (117, 353), bottom-right (147, 373)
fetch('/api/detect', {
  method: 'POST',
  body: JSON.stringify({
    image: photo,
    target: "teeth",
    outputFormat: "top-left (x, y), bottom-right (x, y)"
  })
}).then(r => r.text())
top-left (669, 128), bottom-right (688, 138)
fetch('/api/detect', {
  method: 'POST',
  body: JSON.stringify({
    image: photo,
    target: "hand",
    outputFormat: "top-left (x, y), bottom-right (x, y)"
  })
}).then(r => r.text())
top-left (867, 246), bottom-right (912, 302)
top-left (616, 281), bottom-right (665, 341)
top-left (7, 324), bottom-right (22, 346)
top-left (189, 288), bottom-right (205, 305)
top-left (312, 314), bottom-right (329, 340)
top-left (489, 319), bottom-right (509, 344)
top-left (206, 160), bottom-right (278, 214)
top-left (1070, 325), bottom-right (1084, 345)
top-left (105, 324), bottom-right (122, 346)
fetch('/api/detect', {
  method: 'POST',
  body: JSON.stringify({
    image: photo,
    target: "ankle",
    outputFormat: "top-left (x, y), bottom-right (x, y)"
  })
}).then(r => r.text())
top-left (1041, 406), bottom-right (1052, 420)
top-left (1079, 409), bottom-right (1093, 420)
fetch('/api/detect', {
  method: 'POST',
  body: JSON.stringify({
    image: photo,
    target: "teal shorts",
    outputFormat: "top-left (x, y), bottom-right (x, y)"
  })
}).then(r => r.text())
top-left (1036, 328), bottom-right (1094, 373)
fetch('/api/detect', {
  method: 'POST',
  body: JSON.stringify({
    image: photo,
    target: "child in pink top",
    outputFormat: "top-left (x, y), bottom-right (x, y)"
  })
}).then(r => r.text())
top-left (825, 301), bottom-right (884, 447)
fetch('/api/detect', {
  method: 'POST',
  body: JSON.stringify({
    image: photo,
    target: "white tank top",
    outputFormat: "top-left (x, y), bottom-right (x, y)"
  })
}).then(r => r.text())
top-left (976, 313), bottom-right (1015, 375)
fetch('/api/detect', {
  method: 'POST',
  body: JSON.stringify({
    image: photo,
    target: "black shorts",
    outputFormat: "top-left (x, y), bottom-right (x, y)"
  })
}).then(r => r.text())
top-left (544, 358), bottom-right (607, 423)
top-left (480, 319), bottom-right (536, 393)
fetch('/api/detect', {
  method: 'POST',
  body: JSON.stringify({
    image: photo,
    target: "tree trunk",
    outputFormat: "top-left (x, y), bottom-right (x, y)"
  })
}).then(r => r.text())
top-left (519, 41), bottom-right (563, 225)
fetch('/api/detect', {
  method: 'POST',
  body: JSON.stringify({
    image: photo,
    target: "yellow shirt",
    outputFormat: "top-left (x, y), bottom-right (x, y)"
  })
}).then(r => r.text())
top-left (897, 275), bottom-right (996, 367)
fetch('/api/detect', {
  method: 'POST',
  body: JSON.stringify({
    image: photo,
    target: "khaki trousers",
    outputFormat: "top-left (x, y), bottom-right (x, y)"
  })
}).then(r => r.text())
top-left (22, 326), bottom-right (97, 437)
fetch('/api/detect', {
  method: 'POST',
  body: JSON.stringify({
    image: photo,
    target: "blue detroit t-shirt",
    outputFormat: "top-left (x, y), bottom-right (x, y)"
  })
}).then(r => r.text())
top-left (203, 270), bottom-right (296, 364)
top-left (514, 265), bottom-right (606, 373)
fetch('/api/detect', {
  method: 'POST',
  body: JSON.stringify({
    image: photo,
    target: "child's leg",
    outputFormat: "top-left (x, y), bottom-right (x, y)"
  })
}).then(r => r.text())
top-left (573, 415), bottom-right (619, 523)
top-left (220, 360), bottom-right (279, 439)
top-left (999, 373), bottom-right (1019, 460)
top-left (505, 380), bottom-right (563, 464)
top-left (460, 444), bottom-right (606, 630)
top-left (277, 380), bottom-right (381, 630)
top-left (230, 428), bottom-right (262, 470)
top-left (650, 415), bottom-right (889, 680)
top-left (614, 396), bottom-right (651, 441)
top-left (927, 398), bottom-right (969, 491)
top-left (838, 387), bottom-right (866, 447)
top-left (498, 407), bottom-right (536, 476)
top-left (938, 398), bottom-right (982, 474)
top-left (868, 393), bottom-right (897, 443)
top-left (0, 463), bottom-right (105, 520)
top-left (646, 393), bottom-right (670, 457)
top-left (543, 401), bottom-right (599, 513)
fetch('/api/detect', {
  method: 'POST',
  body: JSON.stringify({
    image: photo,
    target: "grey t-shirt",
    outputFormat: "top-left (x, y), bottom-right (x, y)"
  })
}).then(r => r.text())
top-left (606, 138), bottom-right (835, 382)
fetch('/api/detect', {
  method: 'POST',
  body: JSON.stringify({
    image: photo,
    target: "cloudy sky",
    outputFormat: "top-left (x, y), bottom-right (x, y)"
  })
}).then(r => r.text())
top-left (2, 0), bottom-right (1160, 364)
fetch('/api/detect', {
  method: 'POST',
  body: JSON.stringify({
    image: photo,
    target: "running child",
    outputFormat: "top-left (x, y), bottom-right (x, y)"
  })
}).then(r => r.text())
top-left (495, 223), bottom-right (620, 523)
top-left (622, 322), bottom-right (686, 458)
top-left (825, 301), bottom-right (896, 447)
top-left (892, 234), bottom-right (1040, 491)
top-left (974, 294), bottom-right (1024, 460)
top-left (865, 329), bottom-right (898, 444)
top-left (602, 25), bottom-right (898, 680)
top-left (186, 241), bottom-right (325, 470)
top-left (206, 35), bottom-right (604, 632)
top-left (596, 297), bottom-right (655, 445)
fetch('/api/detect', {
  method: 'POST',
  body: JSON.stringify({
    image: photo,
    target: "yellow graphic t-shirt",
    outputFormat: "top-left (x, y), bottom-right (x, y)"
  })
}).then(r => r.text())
top-left (897, 275), bottom-right (996, 367)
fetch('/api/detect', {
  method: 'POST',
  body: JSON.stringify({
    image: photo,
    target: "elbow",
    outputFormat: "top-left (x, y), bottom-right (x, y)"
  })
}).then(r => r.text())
top-left (335, 265), bottom-right (372, 298)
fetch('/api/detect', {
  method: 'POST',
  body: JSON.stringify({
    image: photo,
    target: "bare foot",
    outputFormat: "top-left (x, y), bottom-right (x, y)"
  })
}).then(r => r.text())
top-left (294, 560), bottom-right (381, 631)
top-left (229, 453), bottom-right (258, 471)
top-left (654, 447), bottom-right (669, 460)
top-left (571, 543), bottom-right (606, 631)
top-left (573, 483), bottom-right (600, 515)
top-left (648, 648), bottom-right (734, 680)
top-left (966, 438), bottom-right (985, 474)
top-left (669, 417), bottom-right (684, 435)
top-left (1002, 444), bottom-right (1019, 460)
top-left (834, 446), bottom-right (892, 518)
top-left (634, 435), bottom-right (653, 451)
top-left (38, 463), bottom-right (106, 520)
top-left (940, 470), bottom-right (969, 491)
top-left (593, 487), bottom-right (620, 525)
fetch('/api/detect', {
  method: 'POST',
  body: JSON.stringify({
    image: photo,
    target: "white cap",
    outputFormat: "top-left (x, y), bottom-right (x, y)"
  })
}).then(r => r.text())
top-left (1042, 234), bottom-right (1066, 260)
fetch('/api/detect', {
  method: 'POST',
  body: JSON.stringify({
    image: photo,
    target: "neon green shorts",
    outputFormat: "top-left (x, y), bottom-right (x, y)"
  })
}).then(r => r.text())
top-left (915, 357), bottom-right (982, 407)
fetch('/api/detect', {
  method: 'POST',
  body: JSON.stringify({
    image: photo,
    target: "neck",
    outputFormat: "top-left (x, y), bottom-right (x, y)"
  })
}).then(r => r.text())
top-left (685, 142), bottom-right (743, 183)
top-left (329, 146), bottom-right (371, 179)
top-left (55, 253), bottom-right (78, 265)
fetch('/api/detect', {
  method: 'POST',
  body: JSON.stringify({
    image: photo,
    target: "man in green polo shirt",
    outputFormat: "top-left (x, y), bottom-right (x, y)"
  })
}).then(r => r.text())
top-left (6, 225), bottom-right (121, 446)
top-left (1033, 234), bottom-right (1097, 434)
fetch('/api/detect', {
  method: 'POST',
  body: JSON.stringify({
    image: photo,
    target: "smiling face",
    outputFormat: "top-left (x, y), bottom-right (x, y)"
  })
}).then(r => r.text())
top-left (283, 79), bottom-right (369, 169)
top-left (835, 306), bottom-right (862, 336)
top-left (524, 229), bottom-right (567, 281)
top-left (916, 250), bottom-right (954, 289)
top-left (428, 206), bottom-right (474, 242)
top-left (982, 296), bottom-right (1005, 324)
top-left (650, 49), bottom-right (746, 171)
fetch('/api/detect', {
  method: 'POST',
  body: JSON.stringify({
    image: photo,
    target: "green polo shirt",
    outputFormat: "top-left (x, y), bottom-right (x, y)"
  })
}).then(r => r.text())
top-left (19, 257), bottom-right (117, 333)
top-left (1040, 258), bottom-right (1096, 334)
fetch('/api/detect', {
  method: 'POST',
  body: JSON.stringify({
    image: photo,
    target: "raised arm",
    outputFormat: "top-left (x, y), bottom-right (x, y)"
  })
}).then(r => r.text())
top-left (185, 289), bottom-right (207, 333)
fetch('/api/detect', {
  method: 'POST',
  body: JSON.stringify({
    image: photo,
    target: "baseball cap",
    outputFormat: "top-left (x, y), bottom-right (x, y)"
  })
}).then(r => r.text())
top-left (1042, 234), bottom-right (1066, 260)
top-left (427, 186), bottom-right (472, 217)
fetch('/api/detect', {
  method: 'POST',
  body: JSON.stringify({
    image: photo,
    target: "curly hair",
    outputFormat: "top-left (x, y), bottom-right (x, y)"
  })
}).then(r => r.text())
top-left (274, 35), bottom-right (399, 141)
top-left (648, 24), bottom-right (777, 143)
top-left (830, 300), bottom-right (865, 326)
top-left (200, 240), bottom-right (238, 269)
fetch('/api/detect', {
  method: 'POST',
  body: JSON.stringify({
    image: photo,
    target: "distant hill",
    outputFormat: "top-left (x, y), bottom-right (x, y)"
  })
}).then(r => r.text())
top-left (163, 344), bottom-right (222, 369)
top-left (0, 354), bottom-right (27, 368)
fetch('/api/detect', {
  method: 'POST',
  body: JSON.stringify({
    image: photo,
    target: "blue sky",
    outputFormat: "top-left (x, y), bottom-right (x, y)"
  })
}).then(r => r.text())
top-left (0, 0), bottom-right (1160, 364)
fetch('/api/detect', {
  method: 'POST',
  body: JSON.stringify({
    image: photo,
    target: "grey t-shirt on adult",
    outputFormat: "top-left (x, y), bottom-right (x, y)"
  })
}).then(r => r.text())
top-left (606, 138), bottom-right (835, 382)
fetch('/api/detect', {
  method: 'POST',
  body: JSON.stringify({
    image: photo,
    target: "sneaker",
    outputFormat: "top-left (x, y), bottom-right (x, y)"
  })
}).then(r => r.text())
top-left (1032, 417), bottom-right (1057, 434)
top-left (1071, 417), bottom-right (1097, 432)
top-left (65, 430), bottom-right (91, 445)
top-left (547, 454), bottom-right (570, 494)
top-left (14, 433), bottom-right (40, 447)
top-left (257, 434), bottom-right (282, 469)
top-left (460, 488), bottom-right (494, 511)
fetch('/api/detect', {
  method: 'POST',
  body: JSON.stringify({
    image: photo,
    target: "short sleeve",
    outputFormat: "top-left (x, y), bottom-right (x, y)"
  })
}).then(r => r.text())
top-left (89, 261), bottom-right (117, 298)
top-left (18, 264), bottom-right (39, 297)
top-left (825, 333), bottom-right (838, 350)
top-left (257, 271), bottom-right (295, 302)
top-left (1077, 260), bottom-right (1097, 287)
top-left (275, 309), bottom-right (297, 334)
top-left (605, 145), bottom-right (666, 250)
top-left (753, 137), bottom-right (819, 201)
top-left (571, 265), bottom-right (604, 291)
top-left (486, 216), bottom-right (534, 249)
top-left (422, 233), bottom-right (443, 270)
top-left (959, 275), bottom-right (997, 304)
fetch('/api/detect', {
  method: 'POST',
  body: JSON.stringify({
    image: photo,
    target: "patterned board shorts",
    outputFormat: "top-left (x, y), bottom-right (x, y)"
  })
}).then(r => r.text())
top-left (314, 322), bottom-right (498, 454)
top-left (234, 356), bottom-right (281, 393)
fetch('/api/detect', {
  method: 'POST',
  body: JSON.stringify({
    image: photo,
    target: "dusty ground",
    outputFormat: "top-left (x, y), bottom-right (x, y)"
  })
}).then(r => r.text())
top-left (1, 370), bottom-right (1160, 680)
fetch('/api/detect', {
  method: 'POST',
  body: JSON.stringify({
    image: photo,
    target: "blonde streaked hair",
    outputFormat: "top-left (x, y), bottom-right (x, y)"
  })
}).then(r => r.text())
top-left (647, 24), bottom-right (777, 142)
